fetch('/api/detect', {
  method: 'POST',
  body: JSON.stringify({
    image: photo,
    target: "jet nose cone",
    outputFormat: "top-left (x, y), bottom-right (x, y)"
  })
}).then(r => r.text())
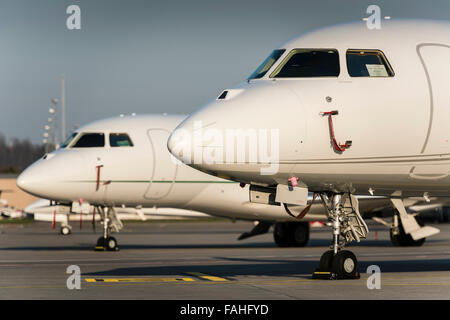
top-left (169, 83), bottom-right (303, 182)
top-left (169, 107), bottom-right (226, 168)
top-left (167, 124), bottom-right (195, 165)
top-left (17, 166), bottom-right (39, 195)
top-left (17, 155), bottom-right (56, 197)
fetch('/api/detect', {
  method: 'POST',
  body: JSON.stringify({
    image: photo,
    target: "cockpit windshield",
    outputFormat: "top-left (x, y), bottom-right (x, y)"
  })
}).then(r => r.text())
top-left (247, 49), bottom-right (286, 80)
top-left (71, 133), bottom-right (105, 148)
top-left (271, 49), bottom-right (340, 78)
top-left (60, 132), bottom-right (78, 148)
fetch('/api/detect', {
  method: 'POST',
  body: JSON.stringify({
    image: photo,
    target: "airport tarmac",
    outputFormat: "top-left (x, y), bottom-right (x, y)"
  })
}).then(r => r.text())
top-left (0, 219), bottom-right (450, 300)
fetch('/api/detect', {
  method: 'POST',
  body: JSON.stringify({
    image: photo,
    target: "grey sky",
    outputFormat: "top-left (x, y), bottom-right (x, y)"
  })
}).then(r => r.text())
top-left (1, 0), bottom-right (449, 143)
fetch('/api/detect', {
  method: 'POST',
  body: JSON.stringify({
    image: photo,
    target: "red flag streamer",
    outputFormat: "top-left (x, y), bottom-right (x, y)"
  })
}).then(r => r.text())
top-left (95, 165), bottom-right (104, 191)
top-left (320, 111), bottom-right (352, 152)
top-left (78, 198), bottom-right (84, 229)
top-left (52, 210), bottom-right (56, 229)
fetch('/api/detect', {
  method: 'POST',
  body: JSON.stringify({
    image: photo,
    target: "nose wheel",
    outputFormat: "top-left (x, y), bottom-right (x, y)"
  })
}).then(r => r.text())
top-left (95, 236), bottom-right (119, 251)
top-left (314, 250), bottom-right (360, 279)
top-left (312, 193), bottom-right (367, 280)
top-left (313, 250), bottom-right (360, 279)
top-left (60, 225), bottom-right (72, 235)
top-left (314, 250), bottom-right (360, 280)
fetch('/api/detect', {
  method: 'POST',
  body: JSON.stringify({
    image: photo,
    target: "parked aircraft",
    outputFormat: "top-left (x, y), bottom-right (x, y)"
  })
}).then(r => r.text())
top-left (0, 190), bottom-right (26, 219)
top-left (168, 20), bottom-right (448, 279)
top-left (25, 198), bottom-right (212, 235)
top-left (17, 114), bottom-right (332, 250)
top-left (18, 114), bottom-right (441, 254)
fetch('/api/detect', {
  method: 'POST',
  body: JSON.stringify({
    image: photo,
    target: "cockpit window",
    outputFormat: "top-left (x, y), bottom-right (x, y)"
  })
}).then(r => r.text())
top-left (110, 133), bottom-right (134, 147)
top-left (247, 49), bottom-right (286, 80)
top-left (72, 133), bottom-right (105, 148)
top-left (60, 132), bottom-right (78, 148)
top-left (346, 49), bottom-right (394, 77)
top-left (271, 49), bottom-right (340, 78)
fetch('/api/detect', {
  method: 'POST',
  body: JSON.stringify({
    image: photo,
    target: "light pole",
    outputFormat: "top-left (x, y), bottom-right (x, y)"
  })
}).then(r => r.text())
top-left (47, 105), bottom-right (57, 151)
top-left (44, 125), bottom-right (50, 153)
top-left (43, 76), bottom-right (66, 152)
top-left (51, 98), bottom-right (59, 146)
top-left (61, 75), bottom-right (66, 142)
top-left (45, 117), bottom-right (53, 152)
top-left (50, 96), bottom-right (61, 147)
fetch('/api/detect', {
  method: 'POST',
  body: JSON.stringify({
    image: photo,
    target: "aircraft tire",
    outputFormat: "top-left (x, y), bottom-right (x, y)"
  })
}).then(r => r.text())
top-left (331, 250), bottom-right (359, 279)
top-left (273, 223), bottom-right (291, 247)
top-left (273, 222), bottom-right (309, 247)
top-left (291, 222), bottom-right (309, 247)
top-left (319, 250), bottom-right (334, 271)
top-left (105, 236), bottom-right (118, 251)
top-left (60, 226), bottom-right (71, 235)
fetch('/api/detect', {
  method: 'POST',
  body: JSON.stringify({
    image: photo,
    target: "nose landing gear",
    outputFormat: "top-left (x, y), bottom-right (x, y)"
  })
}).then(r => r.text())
top-left (312, 193), bottom-right (368, 280)
top-left (94, 206), bottom-right (122, 251)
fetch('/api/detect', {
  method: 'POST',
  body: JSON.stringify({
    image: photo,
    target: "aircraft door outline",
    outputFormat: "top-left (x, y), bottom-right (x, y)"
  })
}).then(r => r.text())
top-left (410, 43), bottom-right (450, 180)
top-left (143, 128), bottom-right (178, 200)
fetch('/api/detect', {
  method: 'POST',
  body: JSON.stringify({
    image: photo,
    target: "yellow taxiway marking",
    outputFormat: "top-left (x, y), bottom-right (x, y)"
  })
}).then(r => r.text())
top-left (185, 272), bottom-right (229, 282)
top-left (313, 272), bottom-right (331, 275)
top-left (81, 279), bottom-right (450, 289)
top-left (2, 277), bottom-right (450, 290)
top-left (85, 277), bottom-right (195, 283)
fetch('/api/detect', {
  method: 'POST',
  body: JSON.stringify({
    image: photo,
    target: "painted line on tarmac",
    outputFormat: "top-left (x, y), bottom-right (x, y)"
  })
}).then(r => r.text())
top-left (81, 278), bottom-right (450, 288)
top-left (3, 279), bottom-right (450, 290)
top-left (185, 272), bottom-right (229, 282)
top-left (85, 277), bottom-right (195, 283)
top-left (0, 285), bottom-right (67, 289)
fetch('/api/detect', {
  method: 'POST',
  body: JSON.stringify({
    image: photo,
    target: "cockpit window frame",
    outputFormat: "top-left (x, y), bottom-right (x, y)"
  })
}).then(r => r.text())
top-left (247, 49), bottom-right (287, 81)
top-left (346, 49), bottom-right (395, 78)
top-left (70, 132), bottom-right (106, 149)
top-left (269, 48), bottom-right (341, 79)
top-left (60, 132), bottom-right (79, 149)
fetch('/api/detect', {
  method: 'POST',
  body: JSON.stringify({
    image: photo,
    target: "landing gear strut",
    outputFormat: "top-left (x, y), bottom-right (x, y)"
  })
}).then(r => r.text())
top-left (94, 206), bottom-right (122, 251)
top-left (312, 193), bottom-right (368, 280)
top-left (59, 213), bottom-right (72, 236)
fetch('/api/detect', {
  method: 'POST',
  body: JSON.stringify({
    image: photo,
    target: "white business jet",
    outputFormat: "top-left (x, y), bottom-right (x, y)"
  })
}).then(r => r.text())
top-left (18, 113), bottom-right (442, 252)
top-left (18, 114), bottom-right (350, 250)
top-left (168, 20), bottom-right (448, 279)
top-left (17, 114), bottom-right (441, 252)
